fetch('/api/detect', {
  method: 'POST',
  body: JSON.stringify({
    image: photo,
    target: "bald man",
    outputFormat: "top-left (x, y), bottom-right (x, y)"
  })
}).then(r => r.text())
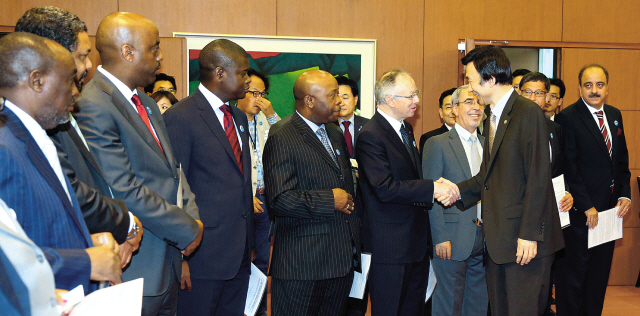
top-left (263, 70), bottom-right (361, 315)
top-left (163, 39), bottom-right (254, 316)
top-left (74, 13), bottom-right (203, 315)
top-left (0, 32), bottom-right (122, 294)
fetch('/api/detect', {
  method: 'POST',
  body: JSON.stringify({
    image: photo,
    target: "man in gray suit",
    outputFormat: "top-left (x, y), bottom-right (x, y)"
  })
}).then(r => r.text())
top-left (74, 12), bottom-right (203, 316)
top-left (423, 85), bottom-right (488, 316)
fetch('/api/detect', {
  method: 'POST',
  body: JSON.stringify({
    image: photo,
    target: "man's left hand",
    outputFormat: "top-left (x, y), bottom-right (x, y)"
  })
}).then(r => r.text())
top-left (616, 198), bottom-right (631, 217)
top-left (516, 238), bottom-right (537, 265)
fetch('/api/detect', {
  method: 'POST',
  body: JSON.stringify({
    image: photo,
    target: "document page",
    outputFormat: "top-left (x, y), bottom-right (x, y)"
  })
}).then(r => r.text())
top-left (245, 263), bottom-right (267, 316)
top-left (177, 163), bottom-right (183, 208)
top-left (70, 278), bottom-right (144, 316)
top-left (588, 207), bottom-right (623, 249)
top-left (552, 175), bottom-right (570, 228)
top-left (349, 253), bottom-right (372, 299)
top-left (425, 261), bottom-right (437, 302)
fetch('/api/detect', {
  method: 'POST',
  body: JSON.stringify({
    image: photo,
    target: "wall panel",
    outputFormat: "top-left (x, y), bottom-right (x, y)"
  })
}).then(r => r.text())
top-left (0, 0), bottom-right (117, 32)
top-left (563, 0), bottom-right (640, 43)
top-left (610, 227), bottom-right (640, 285)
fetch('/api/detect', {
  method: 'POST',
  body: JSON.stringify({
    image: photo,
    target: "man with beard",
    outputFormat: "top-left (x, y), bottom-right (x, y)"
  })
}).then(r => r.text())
top-left (74, 13), bottom-right (203, 315)
top-left (555, 65), bottom-right (631, 316)
top-left (163, 39), bottom-right (254, 316)
top-left (16, 6), bottom-right (142, 267)
top-left (0, 32), bottom-right (122, 293)
top-left (263, 70), bottom-right (361, 315)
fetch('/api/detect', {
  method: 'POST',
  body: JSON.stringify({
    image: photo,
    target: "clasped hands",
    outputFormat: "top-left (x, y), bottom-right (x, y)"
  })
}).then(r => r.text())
top-left (434, 178), bottom-right (460, 206)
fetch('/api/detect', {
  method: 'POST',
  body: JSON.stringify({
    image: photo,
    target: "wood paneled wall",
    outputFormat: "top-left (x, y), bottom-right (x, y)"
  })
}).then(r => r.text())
top-left (2, 0), bottom-right (639, 285)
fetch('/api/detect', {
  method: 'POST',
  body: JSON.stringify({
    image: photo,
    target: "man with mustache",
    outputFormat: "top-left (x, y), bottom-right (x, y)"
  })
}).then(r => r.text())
top-left (164, 39), bottom-right (254, 316)
top-left (555, 64), bottom-right (631, 316)
top-left (74, 12), bottom-right (203, 316)
top-left (16, 6), bottom-right (142, 267)
top-left (263, 69), bottom-right (361, 315)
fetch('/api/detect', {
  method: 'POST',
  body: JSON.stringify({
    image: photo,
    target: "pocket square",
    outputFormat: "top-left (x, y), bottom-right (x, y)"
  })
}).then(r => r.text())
top-left (617, 128), bottom-right (622, 136)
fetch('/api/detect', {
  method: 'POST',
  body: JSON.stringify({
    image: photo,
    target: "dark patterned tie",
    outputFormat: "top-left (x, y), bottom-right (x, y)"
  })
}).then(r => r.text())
top-left (220, 104), bottom-right (243, 174)
top-left (131, 94), bottom-right (164, 154)
top-left (399, 124), bottom-right (416, 165)
top-left (595, 111), bottom-right (612, 159)
top-left (317, 127), bottom-right (339, 167)
top-left (342, 121), bottom-right (354, 157)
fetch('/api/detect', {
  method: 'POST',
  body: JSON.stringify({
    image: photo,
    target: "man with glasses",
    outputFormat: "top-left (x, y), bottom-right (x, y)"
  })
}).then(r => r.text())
top-left (235, 68), bottom-right (279, 316)
top-left (419, 88), bottom-right (456, 157)
top-left (423, 85), bottom-right (489, 316)
top-left (357, 69), bottom-right (459, 315)
top-left (546, 79), bottom-right (565, 120)
top-left (145, 73), bottom-right (177, 96)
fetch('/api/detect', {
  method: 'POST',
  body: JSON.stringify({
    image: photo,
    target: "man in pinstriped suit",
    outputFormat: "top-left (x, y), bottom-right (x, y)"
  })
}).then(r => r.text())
top-left (263, 69), bottom-right (361, 316)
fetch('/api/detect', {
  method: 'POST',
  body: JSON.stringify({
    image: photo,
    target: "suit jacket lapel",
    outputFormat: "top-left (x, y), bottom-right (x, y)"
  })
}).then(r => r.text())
top-left (64, 122), bottom-right (105, 179)
top-left (231, 104), bottom-right (251, 182)
top-left (487, 92), bottom-right (515, 172)
top-left (604, 105), bottom-right (618, 162)
top-left (292, 113), bottom-right (340, 171)
top-left (576, 100), bottom-right (611, 159)
top-left (138, 90), bottom-right (174, 170)
top-left (0, 247), bottom-right (27, 316)
top-left (374, 113), bottom-right (418, 175)
top-left (448, 129), bottom-right (472, 178)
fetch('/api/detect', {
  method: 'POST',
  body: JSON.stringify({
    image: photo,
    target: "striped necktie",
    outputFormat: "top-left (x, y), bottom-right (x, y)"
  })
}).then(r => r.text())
top-left (595, 111), bottom-right (612, 159)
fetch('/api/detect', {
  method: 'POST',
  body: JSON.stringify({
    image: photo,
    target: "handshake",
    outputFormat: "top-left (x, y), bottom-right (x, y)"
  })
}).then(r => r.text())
top-left (434, 178), bottom-right (460, 206)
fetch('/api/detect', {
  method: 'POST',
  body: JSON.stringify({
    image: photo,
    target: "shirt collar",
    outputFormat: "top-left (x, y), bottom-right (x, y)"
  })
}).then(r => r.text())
top-left (97, 66), bottom-right (137, 102)
top-left (445, 123), bottom-right (453, 130)
top-left (198, 83), bottom-right (225, 110)
top-left (339, 114), bottom-right (355, 125)
top-left (3, 99), bottom-right (51, 146)
top-left (296, 111), bottom-right (324, 133)
top-left (491, 87), bottom-right (515, 120)
top-left (581, 97), bottom-right (605, 114)
top-left (454, 123), bottom-right (477, 142)
top-left (377, 108), bottom-right (404, 133)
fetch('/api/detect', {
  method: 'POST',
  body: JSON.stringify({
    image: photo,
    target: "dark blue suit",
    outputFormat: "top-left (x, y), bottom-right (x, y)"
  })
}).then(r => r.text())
top-left (0, 106), bottom-right (92, 292)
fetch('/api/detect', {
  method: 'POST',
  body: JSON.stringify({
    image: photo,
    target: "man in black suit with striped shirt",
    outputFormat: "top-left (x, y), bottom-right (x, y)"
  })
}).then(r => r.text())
top-left (263, 69), bottom-right (361, 316)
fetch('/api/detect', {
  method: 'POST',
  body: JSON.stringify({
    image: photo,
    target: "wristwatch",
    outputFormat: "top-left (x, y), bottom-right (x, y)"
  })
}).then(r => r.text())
top-left (127, 220), bottom-right (140, 240)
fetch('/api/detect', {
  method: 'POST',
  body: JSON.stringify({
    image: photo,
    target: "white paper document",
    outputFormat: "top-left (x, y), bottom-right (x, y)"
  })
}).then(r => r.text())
top-left (57, 284), bottom-right (84, 314)
top-left (425, 260), bottom-right (437, 302)
top-left (177, 163), bottom-right (183, 208)
top-left (349, 253), bottom-right (372, 299)
top-left (245, 263), bottom-right (268, 316)
top-left (552, 175), bottom-right (570, 228)
top-left (588, 206), bottom-right (623, 249)
top-left (70, 278), bottom-right (144, 316)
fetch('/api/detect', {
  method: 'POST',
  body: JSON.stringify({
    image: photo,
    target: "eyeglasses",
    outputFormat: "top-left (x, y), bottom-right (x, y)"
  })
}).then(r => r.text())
top-left (392, 90), bottom-right (420, 100)
top-left (547, 94), bottom-right (561, 101)
top-left (521, 89), bottom-right (547, 99)
top-left (248, 90), bottom-right (268, 98)
top-left (457, 98), bottom-right (478, 106)
top-left (157, 87), bottom-right (176, 93)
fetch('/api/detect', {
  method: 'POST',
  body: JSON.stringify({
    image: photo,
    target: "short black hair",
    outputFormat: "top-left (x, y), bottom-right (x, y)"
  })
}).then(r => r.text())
top-left (549, 78), bottom-right (566, 98)
top-left (15, 6), bottom-right (87, 52)
top-left (144, 73), bottom-right (177, 93)
top-left (439, 88), bottom-right (456, 108)
top-left (150, 90), bottom-right (179, 105)
top-left (199, 39), bottom-right (247, 82)
top-left (519, 72), bottom-right (550, 91)
top-left (578, 64), bottom-right (609, 86)
top-left (0, 32), bottom-right (55, 89)
top-left (335, 75), bottom-right (359, 97)
top-left (247, 68), bottom-right (270, 92)
top-left (461, 45), bottom-right (512, 85)
top-left (512, 68), bottom-right (531, 79)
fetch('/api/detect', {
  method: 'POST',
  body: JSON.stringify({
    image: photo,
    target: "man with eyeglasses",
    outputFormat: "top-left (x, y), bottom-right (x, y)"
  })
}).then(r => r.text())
top-left (545, 79), bottom-right (565, 120)
top-left (235, 68), bottom-right (279, 316)
top-left (423, 85), bottom-right (489, 316)
top-left (419, 88), bottom-right (456, 158)
top-left (145, 73), bottom-right (177, 96)
top-left (357, 69), bottom-right (459, 315)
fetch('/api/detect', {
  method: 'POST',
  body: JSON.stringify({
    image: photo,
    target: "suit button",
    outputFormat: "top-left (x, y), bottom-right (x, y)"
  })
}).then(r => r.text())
top-left (37, 254), bottom-right (44, 263)
top-left (484, 185), bottom-right (488, 190)
top-left (472, 219), bottom-right (477, 224)
top-left (346, 219), bottom-right (349, 223)
top-left (242, 214), bottom-right (247, 218)
top-left (50, 298), bottom-right (57, 307)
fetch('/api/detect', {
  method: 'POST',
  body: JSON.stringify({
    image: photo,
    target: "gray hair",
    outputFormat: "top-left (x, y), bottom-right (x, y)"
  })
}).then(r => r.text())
top-left (375, 69), bottom-right (412, 106)
top-left (450, 84), bottom-right (469, 105)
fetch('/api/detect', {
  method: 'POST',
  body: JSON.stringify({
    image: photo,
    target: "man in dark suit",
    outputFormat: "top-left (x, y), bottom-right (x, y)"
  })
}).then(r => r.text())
top-left (0, 33), bottom-right (122, 293)
top-left (16, 6), bottom-right (142, 265)
top-left (163, 39), bottom-right (254, 316)
top-left (423, 85), bottom-right (488, 316)
top-left (555, 64), bottom-right (631, 316)
top-left (263, 69), bottom-right (361, 315)
top-left (74, 13), bottom-right (203, 316)
top-left (333, 75), bottom-right (369, 158)
top-left (453, 46), bottom-right (564, 316)
top-left (356, 69), bottom-right (458, 315)
top-left (419, 88), bottom-right (456, 157)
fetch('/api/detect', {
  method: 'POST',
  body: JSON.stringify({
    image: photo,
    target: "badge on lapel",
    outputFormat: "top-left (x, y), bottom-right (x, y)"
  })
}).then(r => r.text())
top-left (336, 149), bottom-right (341, 156)
top-left (240, 125), bottom-right (245, 132)
top-left (550, 133), bottom-right (554, 139)
top-left (259, 121), bottom-right (263, 126)
top-left (413, 141), bottom-right (417, 147)
top-left (358, 126), bottom-right (362, 131)
top-left (146, 107), bottom-right (152, 115)
top-left (614, 120), bottom-right (618, 126)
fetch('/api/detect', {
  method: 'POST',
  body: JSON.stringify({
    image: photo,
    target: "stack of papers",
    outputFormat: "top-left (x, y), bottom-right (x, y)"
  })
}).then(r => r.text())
top-left (588, 207), bottom-right (623, 248)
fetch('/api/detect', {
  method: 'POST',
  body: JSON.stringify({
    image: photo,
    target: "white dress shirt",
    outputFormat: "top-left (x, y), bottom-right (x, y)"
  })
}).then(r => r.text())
top-left (582, 98), bottom-right (612, 140)
top-left (4, 100), bottom-right (71, 203)
top-left (199, 84), bottom-right (243, 148)
top-left (339, 114), bottom-right (355, 144)
top-left (297, 111), bottom-right (334, 152)
top-left (454, 123), bottom-right (483, 219)
top-left (377, 108), bottom-right (404, 141)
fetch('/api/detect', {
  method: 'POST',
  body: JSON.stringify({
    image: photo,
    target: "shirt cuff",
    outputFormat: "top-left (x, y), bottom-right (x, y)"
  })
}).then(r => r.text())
top-left (127, 211), bottom-right (135, 232)
top-left (267, 113), bottom-right (279, 125)
top-left (618, 197), bottom-right (631, 202)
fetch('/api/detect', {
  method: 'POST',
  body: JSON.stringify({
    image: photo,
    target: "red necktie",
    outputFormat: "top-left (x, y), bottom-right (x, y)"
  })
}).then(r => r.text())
top-left (342, 121), bottom-right (353, 157)
top-left (220, 104), bottom-right (243, 174)
top-left (595, 111), bottom-right (612, 159)
top-left (131, 95), bottom-right (164, 154)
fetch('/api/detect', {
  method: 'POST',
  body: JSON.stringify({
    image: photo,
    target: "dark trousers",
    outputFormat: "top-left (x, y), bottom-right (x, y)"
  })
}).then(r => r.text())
top-left (177, 243), bottom-right (251, 316)
top-left (142, 263), bottom-right (180, 316)
top-left (346, 285), bottom-right (369, 316)
top-left (555, 224), bottom-right (616, 316)
top-left (369, 251), bottom-right (430, 316)
top-left (271, 270), bottom-right (354, 316)
top-left (486, 253), bottom-right (554, 316)
top-left (253, 193), bottom-right (271, 316)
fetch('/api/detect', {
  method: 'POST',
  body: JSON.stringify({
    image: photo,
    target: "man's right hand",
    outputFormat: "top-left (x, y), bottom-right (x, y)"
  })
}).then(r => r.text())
top-left (86, 245), bottom-right (122, 284)
top-left (332, 188), bottom-right (353, 214)
top-left (434, 178), bottom-right (460, 206)
top-left (182, 220), bottom-right (204, 257)
top-left (585, 207), bottom-right (599, 229)
top-left (435, 241), bottom-right (452, 260)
